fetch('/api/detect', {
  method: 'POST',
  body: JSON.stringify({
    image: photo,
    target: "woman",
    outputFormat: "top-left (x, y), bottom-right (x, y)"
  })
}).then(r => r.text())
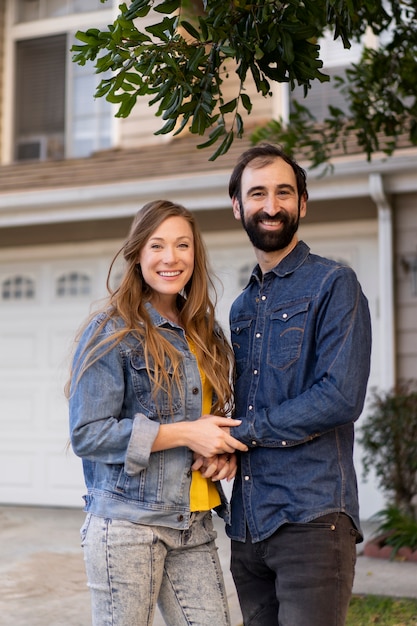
top-left (68, 200), bottom-right (246, 626)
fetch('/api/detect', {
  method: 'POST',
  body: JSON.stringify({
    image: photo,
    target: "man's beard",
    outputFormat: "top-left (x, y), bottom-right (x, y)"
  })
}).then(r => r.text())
top-left (240, 208), bottom-right (299, 252)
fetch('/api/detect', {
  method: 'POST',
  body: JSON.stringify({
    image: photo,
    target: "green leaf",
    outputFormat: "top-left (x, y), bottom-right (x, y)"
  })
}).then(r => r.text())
top-left (188, 46), bottom-right (206, 72)
top-left (220, 98), bottom-right (237, 114)
top-left (195, 124), bottom-right (226, 149)
top-left (73, 29), bottom-right (100, 44)
top-left (154, 0), bottom-right (180, 14)
top-left (180, 20), bottom-right (201, 41)
top-left (154, 117), bottom-right (177, 134)
top-left (235, 112), bottom-right (244, 137)
top-left (207, 130), bottom-right (234, 160)
top-left (146, 16), bottom-right (178, 41)
top-left (240, 93), bottom-right (252, 113)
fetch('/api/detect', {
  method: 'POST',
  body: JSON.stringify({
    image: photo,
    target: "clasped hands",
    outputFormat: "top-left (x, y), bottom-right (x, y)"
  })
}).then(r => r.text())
top-left (190, 414), bottom-right (247, 482)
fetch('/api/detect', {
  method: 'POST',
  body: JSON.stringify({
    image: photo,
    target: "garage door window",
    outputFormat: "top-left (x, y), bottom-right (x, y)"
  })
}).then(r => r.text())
top-left (56, 272), bottom-right (92, 298)
top-left (1, 275), bottom-right (35, 300)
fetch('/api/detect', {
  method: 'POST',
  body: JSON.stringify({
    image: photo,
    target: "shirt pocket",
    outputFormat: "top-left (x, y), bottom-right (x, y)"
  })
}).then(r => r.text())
top-left (231, 318), bottom-right (253, 373)
top-left (267, 300), bottom-right (309, 370)
top-left (130, 354), bottom-right (183, 417)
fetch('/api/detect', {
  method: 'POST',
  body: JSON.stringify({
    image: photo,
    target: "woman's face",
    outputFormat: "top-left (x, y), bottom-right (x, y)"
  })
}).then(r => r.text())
top-left (139, 216), bottom-right (195, 301)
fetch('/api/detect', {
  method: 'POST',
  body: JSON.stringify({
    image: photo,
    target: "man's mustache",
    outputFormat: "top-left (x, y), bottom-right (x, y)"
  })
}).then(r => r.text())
top-left (253, 210), bottom-right (290, 225)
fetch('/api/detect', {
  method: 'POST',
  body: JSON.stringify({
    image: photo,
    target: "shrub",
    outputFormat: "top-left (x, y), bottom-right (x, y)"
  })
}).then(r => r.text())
top-left (358, 381), bottom-right (417, 520)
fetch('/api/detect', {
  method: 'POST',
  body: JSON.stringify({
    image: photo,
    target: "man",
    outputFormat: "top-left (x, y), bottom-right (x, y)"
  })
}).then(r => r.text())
top-left (226, 144), bottom-right (372, 626)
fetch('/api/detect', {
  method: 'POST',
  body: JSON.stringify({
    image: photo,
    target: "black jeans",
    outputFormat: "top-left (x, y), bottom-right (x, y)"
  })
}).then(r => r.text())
top-left (230, 513), bottom-right (359, 626)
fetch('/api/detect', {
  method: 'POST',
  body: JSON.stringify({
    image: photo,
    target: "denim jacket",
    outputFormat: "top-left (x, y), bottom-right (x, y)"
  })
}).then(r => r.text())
top-left (69, 303), bottom-right (229, 528)
top-left (227, 241), bottom-right (372, 543)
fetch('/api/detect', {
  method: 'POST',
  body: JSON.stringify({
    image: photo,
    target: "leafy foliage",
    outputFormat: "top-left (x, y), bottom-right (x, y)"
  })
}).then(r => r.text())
top-left (371, 506), bottom-right (417, 555)
top-left (72, 0), bottom-right (417, 163)
top-left (359, 382), bottom-right (417, 519)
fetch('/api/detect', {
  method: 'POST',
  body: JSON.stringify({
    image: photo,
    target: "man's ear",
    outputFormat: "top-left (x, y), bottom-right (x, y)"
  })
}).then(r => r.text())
top-left (299, 193), bottom-right (307, 220)
top-left (232, 197), bottom-right (241, 221)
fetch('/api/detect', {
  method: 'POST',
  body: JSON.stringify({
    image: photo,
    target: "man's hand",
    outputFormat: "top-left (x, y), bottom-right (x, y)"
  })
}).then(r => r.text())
top-left (192, 452), bottom-right (238, 481)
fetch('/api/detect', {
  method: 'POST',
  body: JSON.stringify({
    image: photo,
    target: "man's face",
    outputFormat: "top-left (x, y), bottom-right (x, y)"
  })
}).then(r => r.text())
top-left (232, 157), bottom-right (307, 253)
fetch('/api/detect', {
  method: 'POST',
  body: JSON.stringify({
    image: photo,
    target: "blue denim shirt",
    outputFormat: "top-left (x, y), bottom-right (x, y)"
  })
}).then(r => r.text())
top-left (227, 241), bottom-right (372, 543)
top-left (69, 303), bottom-right (229, 528)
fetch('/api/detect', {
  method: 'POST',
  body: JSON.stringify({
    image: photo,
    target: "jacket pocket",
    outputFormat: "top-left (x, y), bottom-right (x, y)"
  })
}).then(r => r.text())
top-left (267, 300), bottom-right (309, 370)
top-left (130, 354), bottom-right (183, 416)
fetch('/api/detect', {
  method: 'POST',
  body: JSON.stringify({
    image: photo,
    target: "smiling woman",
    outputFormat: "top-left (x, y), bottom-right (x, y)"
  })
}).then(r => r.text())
top-left (67, 199), bottom-right (247, 626)
top-left (138, 215), bottom-right (195, 321)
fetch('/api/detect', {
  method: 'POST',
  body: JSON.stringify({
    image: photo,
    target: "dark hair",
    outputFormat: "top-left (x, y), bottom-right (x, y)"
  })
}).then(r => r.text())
top-left (228, 143), bottom-right (308, 203)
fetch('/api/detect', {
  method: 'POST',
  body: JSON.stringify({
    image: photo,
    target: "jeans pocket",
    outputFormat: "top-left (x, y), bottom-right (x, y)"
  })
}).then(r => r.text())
top-left (80, 512), bottom-right (92, 546)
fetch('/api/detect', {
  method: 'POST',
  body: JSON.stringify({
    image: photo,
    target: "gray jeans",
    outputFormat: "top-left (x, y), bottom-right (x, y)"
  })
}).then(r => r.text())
top-left (231, 512), bottom-right (359, 626)
top-left (81, 511), bottom-right (231, 626)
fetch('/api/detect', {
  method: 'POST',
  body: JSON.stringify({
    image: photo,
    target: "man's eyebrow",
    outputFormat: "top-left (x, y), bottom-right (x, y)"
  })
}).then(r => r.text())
top-left (276, 183), bottom-right (296, 192)
top-left (246, 183), bottom-right (296, 194)
top-left (246, 185), bottom-right (267, 194)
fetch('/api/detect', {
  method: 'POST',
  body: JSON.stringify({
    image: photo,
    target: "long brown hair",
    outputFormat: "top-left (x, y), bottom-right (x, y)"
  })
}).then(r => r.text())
top-left (68, 200), bottom-right (234, 417)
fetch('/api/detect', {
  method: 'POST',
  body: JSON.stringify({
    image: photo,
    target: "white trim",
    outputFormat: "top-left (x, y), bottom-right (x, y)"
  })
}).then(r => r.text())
top-left (1, 152), bottom-right (416, 226)
top-left (369, 173), bottom-right (396, 390)
top-left (0, 238), bottom-right (122, 262)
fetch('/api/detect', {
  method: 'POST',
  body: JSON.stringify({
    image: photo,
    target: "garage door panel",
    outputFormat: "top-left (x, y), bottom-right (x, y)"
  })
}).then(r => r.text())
top-left (0, 388), bottom-right (37, 428)
top-left (0, 331), bottom-right (37, 367)
top-left (0, 448), bottom-right (37, 489)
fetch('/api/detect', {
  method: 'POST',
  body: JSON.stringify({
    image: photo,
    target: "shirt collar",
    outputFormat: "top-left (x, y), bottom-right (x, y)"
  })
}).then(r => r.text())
top-left (246, 240), bottom-right (311, 287)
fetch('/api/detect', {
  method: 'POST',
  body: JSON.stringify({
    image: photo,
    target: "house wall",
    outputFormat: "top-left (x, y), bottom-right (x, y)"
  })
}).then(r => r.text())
top-left (395, 192), bottom-right (417, 379)
top-left (119, 59), bottom-right (280, 149)
top-left (0, 0), bottom-right (5, 150)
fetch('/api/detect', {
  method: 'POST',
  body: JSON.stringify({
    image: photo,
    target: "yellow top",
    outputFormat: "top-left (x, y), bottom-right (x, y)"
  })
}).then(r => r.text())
top-left (187, 339), bottom-right (221, 511)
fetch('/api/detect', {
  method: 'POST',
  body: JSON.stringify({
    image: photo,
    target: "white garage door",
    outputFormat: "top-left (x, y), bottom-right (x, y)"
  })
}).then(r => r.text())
top-left (0, 241), bottom-right (122, 507)
top-left (0, 223), bottom-right (381, 514)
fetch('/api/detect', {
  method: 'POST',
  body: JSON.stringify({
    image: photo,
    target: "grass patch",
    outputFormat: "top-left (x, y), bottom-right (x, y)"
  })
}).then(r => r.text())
top-left (347, 594), bottom-right (417, 625)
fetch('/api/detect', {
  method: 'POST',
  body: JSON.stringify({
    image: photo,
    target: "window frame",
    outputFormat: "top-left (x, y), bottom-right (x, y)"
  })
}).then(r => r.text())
top-left (2, 0), bottom-right (117, 164)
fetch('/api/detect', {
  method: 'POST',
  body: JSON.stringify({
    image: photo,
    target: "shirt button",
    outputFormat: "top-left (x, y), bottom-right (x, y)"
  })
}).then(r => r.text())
top-left (253, 369), bottom-right (258, 375)
top-left (248, 405), bottom-right (253, 410)
top-left (251, 441), bottom-right (257, 446)
top-left (261, 295), bottom-right (267, 301)
top-left (192, 387), bottom-right (199, 394)
top-left (177, 514), bottom-right (184, 522)
top-left (282, 441), bottom-right (287, 446)
top-left (255, 332), bottom-right (261, 338)
top-left (244, 475), bottom-right (250, 481)
top-left (282, 313), bottom-right (288, 319)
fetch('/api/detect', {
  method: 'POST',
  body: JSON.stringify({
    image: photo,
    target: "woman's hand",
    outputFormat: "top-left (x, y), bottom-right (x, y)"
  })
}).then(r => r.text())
top-left (192, 452), bottom-right (238, 481)
top-left (152, 415), bottom-right (248, 456)
top-left (185, 415), bottom-right (247, 457)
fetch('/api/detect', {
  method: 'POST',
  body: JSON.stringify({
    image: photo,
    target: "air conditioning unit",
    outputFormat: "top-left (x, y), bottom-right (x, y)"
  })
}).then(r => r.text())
top-left (16, 136), bottom-right (47, 161)
top-left (16, 134), bottom-right (65, 161)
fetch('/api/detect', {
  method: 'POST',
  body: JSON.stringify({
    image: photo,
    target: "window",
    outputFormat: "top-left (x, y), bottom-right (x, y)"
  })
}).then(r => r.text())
top-left (56, 272), bottom-right (92, 297)
top-left (2, 275), bottom-right (35, 300)
top-left (289, 32), bottom-right (363, 122)
top-left (15, 35), bottom-right (66, 160)
top-left (290, 66), bottom-right (350, 122)
top-left (16, 0), bottom-right (108, 22)
top-left (12, 0), bottom-right (114, 161)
